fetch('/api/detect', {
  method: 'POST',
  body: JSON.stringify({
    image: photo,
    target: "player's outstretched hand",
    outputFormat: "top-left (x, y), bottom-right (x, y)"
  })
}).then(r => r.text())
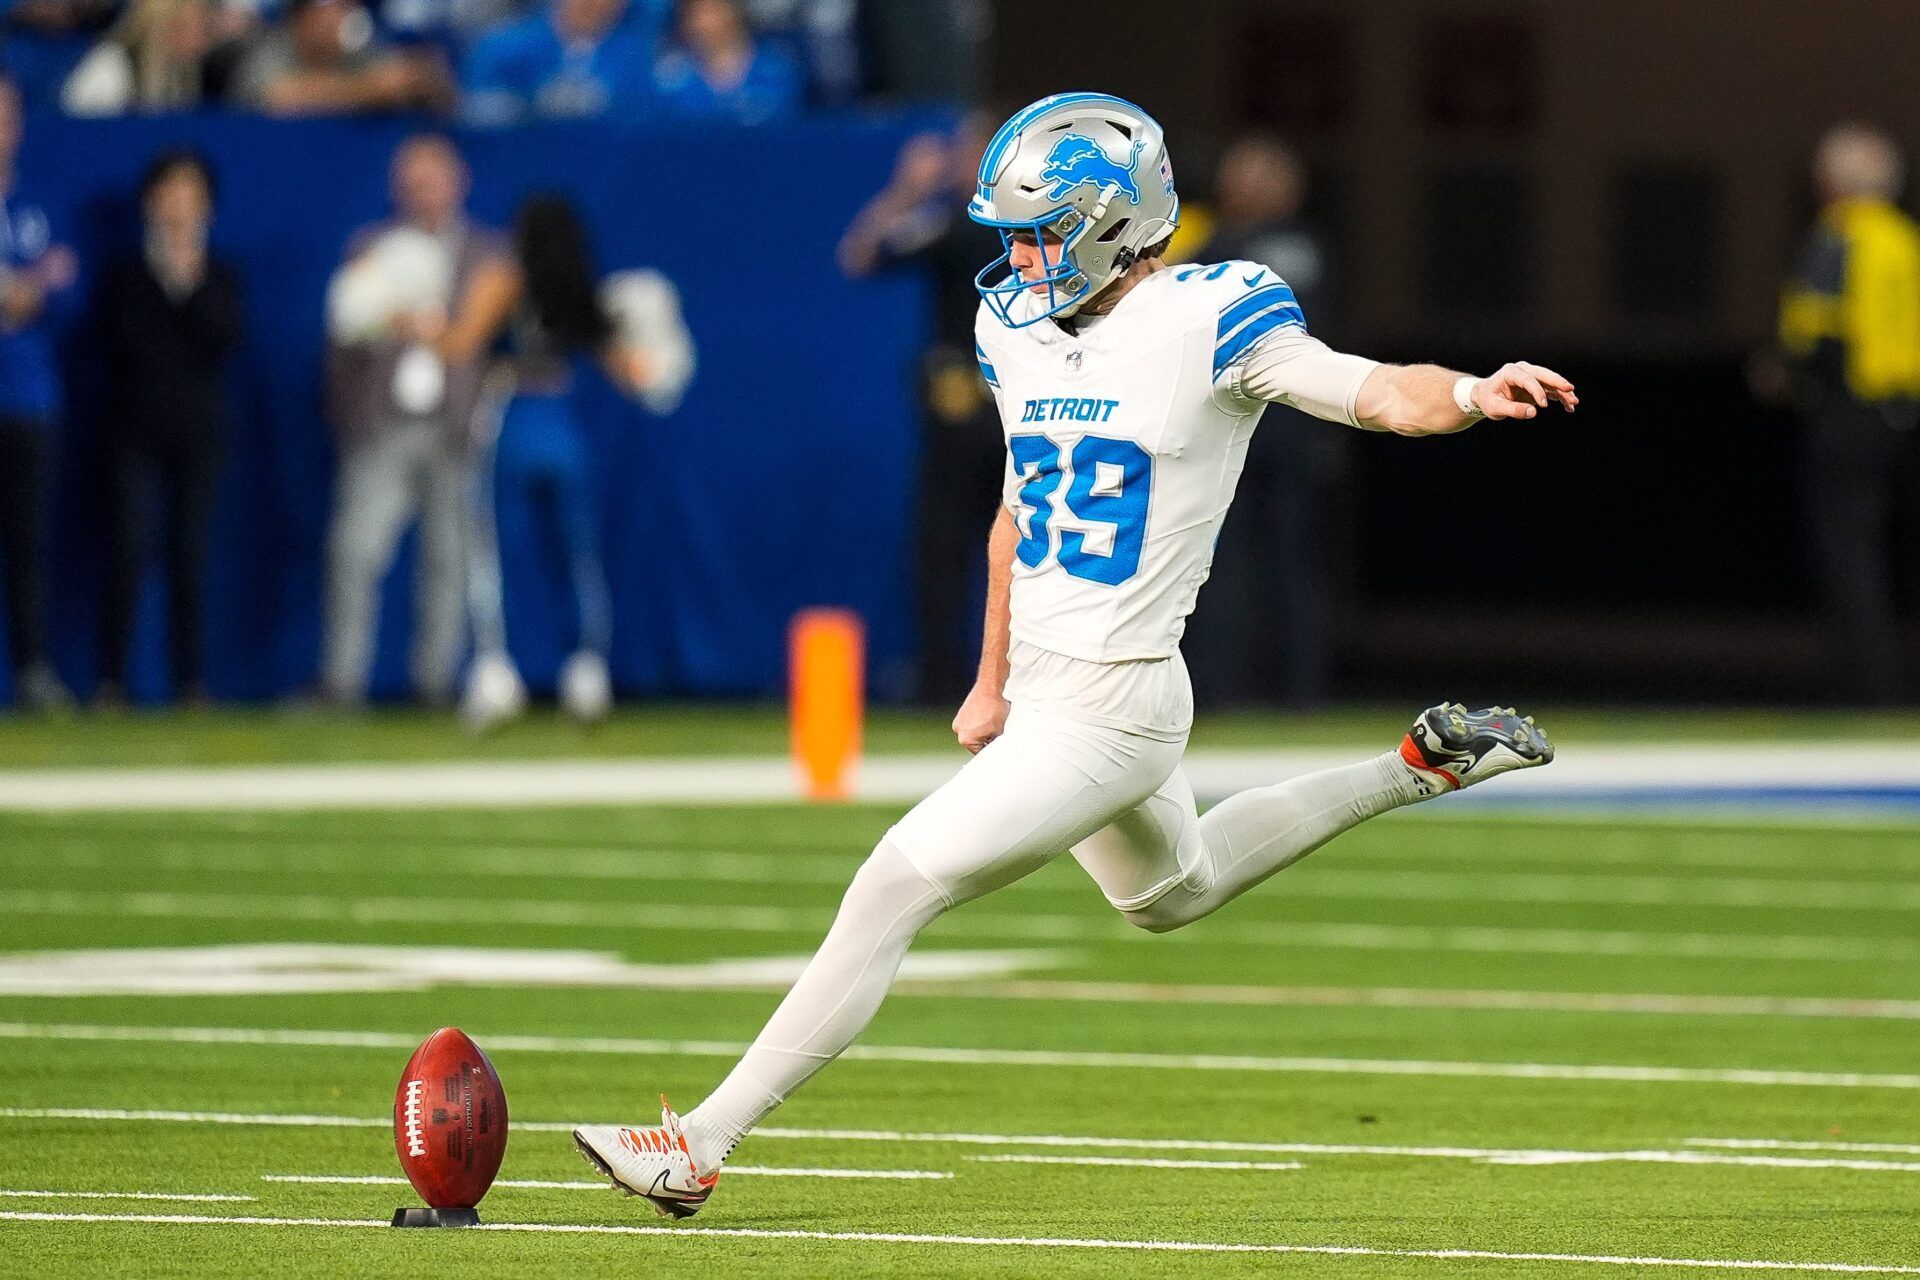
top-left (1474, 362), bottom-right (1578, 420)
top-left (953, 684), bottom-right (1010, 754)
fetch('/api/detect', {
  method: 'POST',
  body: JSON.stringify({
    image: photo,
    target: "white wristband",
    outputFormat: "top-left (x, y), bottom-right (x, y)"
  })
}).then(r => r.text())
top-left (1452, 375), bottom-right (1485, 418)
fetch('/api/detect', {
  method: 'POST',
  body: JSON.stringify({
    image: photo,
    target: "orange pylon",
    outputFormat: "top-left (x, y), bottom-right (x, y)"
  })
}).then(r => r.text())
top-left (789, 608), bottom-right (865, 801)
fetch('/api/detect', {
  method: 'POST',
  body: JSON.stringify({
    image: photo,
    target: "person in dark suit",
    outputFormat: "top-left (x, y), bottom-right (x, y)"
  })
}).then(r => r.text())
top-left (95, 147), bottom-right (243, 705)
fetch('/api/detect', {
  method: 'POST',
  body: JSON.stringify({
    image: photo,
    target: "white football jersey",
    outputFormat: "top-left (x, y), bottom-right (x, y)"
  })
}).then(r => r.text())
top-left (975, 260), bottom-right (1325, 663)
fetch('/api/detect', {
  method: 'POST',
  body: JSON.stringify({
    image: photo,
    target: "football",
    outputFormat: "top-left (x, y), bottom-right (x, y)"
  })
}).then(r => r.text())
top-left (393, 1027), bottom-right (509, 1210)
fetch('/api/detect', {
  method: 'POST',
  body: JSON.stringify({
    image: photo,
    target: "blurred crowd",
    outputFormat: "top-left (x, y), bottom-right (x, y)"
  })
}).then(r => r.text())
top-left (0, 67), bottom-right (1916, 714)
top-left (6, 0), bottom-right (987, 123)
top-left (0, 82), bottom-right (697, 718)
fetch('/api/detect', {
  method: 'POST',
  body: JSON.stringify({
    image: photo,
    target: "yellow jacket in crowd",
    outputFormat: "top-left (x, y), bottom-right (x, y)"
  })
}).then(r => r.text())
top-left (1780, 197), bottom-right (1920, 404)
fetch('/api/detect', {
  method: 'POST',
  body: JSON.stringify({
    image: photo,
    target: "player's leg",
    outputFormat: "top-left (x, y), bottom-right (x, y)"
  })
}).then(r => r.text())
top-left (477, 397), bottom-right (573, 646)
top-left (573, 708), bottom-right (1183, 1216)
top-left (546, 398), bottom-right (613, 720)
top-left (411, 433), bottom-right (471, 705)
top-left (97, 435), bottom-right (150, 698)
top-left (160, 440), bottom-right (222, 699)
top-left (320, 425), bottom-right (423, 703)
top-left (685, 710), bottom-right (1184, 1149)
top-left (1073, 704), bottom-right (1553, 932)
top-left (460, 392), bottom-right (525, 730)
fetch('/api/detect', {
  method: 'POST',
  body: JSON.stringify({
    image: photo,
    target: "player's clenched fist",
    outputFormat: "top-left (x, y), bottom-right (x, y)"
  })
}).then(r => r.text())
top-left (1474, 362), bottom-right (1579, 420)
top-left (953, 684), bottom-right (1010, 754)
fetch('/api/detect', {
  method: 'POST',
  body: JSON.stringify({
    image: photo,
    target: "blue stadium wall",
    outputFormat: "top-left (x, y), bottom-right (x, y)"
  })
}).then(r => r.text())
top-left (15, 113), bottom-right (936, 703)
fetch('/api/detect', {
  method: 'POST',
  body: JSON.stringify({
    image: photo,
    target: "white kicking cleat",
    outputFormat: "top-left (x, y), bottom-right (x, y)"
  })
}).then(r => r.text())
top-left (1399, 702), bottom-right (1554, 794)
top-left (573, 1097), bottom-right (719, 1219)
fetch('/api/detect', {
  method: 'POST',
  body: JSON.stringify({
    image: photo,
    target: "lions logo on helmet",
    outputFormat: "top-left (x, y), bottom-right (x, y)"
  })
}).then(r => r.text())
top-left (969, 92), bottom-right (1180, 328)
top-left (1040, 134), bottom-right (1146, 205)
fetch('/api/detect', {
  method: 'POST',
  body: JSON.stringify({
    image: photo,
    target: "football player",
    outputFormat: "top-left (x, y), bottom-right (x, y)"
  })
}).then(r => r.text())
top-left (575, 92), bottom-right (1575, 1217)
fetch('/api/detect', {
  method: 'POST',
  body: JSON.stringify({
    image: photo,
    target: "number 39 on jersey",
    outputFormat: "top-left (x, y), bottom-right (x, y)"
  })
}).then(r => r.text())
top-left (1007, 432), bottom-right (1152, 586)
top-left (975, 260), bottom-right (1304, 662)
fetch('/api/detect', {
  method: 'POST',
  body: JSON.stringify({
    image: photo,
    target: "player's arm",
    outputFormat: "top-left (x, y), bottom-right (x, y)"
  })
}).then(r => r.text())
top-left (836, 133), bottom-right (951, 277)
top-left (1352, 360), bottom-right (1578, 435)
top-left (952, 505), bottom-right (1017, 754)
top-left (1229, 328), bottom-right (1576, 435)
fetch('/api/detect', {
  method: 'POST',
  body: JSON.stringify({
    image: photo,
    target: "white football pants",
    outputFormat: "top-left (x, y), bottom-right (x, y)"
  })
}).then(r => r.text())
top-left (681, 703), bottom-right (1429, 1169)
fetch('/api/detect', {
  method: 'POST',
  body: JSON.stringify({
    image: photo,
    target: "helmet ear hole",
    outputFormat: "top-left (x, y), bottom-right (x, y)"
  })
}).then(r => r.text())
top-left (1096, 217), bottom-right (1131, 244)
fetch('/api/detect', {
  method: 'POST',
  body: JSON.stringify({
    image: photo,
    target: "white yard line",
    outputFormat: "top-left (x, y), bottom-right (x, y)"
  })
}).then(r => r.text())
top-left (945, 981), bottom-right (1920, 1021)
top-left (4, 1020), bottom-right (1913, 1089)
top-left (3, 887), bottom-right (1914, 964)
top-left (1687, 1139), bottom-right (1920, 1156)
top-left (3, 744), bottom-right (1920, 811)
top-left (3, 939), bottom-right (1912, 1018)
top-left (971, 1155), bottom-right (1304, 1171)
top-left (971, 1149), bottom-right (1920, 1173)
top-left (22, 836), bottom-right (1920, 905)
top-left (1469, 1151), bottom-right (1920, 1171)
top-left (20, 840), bottom-right (1920, 911)
top-left (0, 1189), bottom-right (252, 1202)
top-left (1274, 869), bottom-right (1920, 912)
top-left (758, 1127), bottom-right (1920, 1168)
top-left (9, 1109), bottom-right (1920, 1174)
top-left (0, 1210), bottom-right (1916, 1273)
top-left (264, 1168), bottom-right (951, 1185)
top-left (0, 1107), bottom-right (530, 1130)
top-left (0, 942), bottom-right (1059, 998)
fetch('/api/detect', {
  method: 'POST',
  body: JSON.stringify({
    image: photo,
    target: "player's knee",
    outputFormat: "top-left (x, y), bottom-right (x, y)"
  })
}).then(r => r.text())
top-left (1120, 897), bottom-right (1195, 934)
top-left (842, 838), bottom-right (954, 928)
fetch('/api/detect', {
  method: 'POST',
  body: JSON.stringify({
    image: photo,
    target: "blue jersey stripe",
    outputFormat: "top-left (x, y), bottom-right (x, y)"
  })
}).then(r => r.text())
top-left (975, 342), bottom-right (1000, 387)
top-left (1216, 283), bottom-right (1300, 347)
top-left (1213, 304), bottom-right (1307, 375)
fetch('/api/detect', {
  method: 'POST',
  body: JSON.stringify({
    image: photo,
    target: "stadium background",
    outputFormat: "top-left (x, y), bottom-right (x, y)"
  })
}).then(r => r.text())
top-left (3, 0), bottom-right (1917, 709)
top-left (3, 2), bottom-right (1920, 1275)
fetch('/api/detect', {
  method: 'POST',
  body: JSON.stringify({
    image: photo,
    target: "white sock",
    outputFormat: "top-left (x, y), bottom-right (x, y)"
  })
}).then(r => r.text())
top-left (1125, 751), bottom-right (1429, 931)
top-left (681, 839), bottom-right (949, 1170)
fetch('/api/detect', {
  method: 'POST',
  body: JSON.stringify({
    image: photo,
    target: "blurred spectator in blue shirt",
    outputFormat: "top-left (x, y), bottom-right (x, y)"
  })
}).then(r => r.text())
top-left (0, 81), bottom-right (79, 711)
top-left (376, 0), bottom-right (528, 59)
top-left (460, 0), bottom-right (664, 125)
top-left (739, 0), bottom-right (856, 106)
top-left (651, 0), bottom-right (799, 124)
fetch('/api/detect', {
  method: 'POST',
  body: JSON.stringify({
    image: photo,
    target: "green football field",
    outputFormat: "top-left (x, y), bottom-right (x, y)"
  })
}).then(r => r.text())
top-left (1, 711), bottom-right (1918, 1276)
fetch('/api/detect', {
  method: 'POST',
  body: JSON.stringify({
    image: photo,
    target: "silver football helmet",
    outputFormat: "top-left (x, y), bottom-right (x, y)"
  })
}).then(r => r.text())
top-left (969, 92), bottom-right (1180, 327)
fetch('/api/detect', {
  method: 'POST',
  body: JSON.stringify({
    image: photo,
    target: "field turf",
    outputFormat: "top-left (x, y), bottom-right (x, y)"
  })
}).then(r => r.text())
top-left (1, 711), bottom-right (1918, 1276)
top-left (5, 703), bottom-right (1920, 766)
